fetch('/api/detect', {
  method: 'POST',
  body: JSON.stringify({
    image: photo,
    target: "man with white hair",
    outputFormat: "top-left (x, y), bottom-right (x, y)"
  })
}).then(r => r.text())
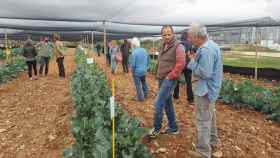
top-left (129, 37), bottom-right (150, 101)
top-left (187, 23), bottom-right (223, 158)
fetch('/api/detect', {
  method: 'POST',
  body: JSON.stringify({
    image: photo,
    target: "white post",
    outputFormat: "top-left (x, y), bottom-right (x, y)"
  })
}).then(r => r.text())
top-left (84, 36), bottom-right (86, 47)
top-left (251, 27), bottom-right (256, 44)
top-left (85, 36), bottom-right (87, 47)
top-left (5, 29), bottom-right (8, 60)
top-left (91, 31), bottom-right (94, 52)
top-left (82, 36), bottom-right (84, 47)
top-left (276, 26), bottom-right (280, 44)
top-left (254, 45), bottom-right (258, 80)
top-left (152, 37), bottom-right (155, 61)
top-left (5, 29), bottom-right (7, 50)
top-left (254, 27), bottom-right (258, 80)
top-left (103, 21), bottom-right (107, 64)
top-left (87, 35), bottom-right (89, 47)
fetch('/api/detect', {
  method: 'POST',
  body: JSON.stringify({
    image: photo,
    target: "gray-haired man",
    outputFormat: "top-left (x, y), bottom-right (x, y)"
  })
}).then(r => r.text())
top-left (187, 23), bottom-right (223, 158)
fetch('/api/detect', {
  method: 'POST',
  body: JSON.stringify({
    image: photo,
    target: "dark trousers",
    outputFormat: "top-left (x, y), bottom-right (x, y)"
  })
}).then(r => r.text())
top-left (97, 50), bottom-right (101, 56)
top-left (26, 60), bottom-right (37, 78)
top-left (106, 53), bottom-right (111, 66)
top-left (39, 57), bottom-right (50, 75)
top-left (173, 69), bottom-right (194, 102)
top-left (56, 57), bottom-right (65, 78)
top-left (122, 55), bottom-right (129, 73)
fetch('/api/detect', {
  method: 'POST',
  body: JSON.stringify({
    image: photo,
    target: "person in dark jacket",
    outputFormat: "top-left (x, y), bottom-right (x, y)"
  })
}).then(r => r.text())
top-left (23, 39), bottom-right (38, 80)
top-left (105, 42), bottom-right (111, 66)
top-left (173, 30), bottom-right (194, 104)
top-left (96, 43), bottom-right (101, 56)
top-left (120, 39), bottom-right (130, 73)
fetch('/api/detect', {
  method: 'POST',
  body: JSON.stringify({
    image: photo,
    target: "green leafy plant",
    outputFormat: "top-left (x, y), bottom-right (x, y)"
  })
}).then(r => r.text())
top-left (149, 60), bottom-right (157, 75)
top-left (65, 48), bottom-right (152, 158)
top-left (0, 57), bottom-right (25, 84)
top-left (220, 79), bottom-right (280, 123)
top-left (11, 48), bottom-right (23, 56)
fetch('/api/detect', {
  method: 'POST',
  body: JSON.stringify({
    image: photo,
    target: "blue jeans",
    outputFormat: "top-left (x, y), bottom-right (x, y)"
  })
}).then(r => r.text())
top-left (133, 75), bottom-right (148, 101)
top-left (153, 79), bottom-right (177, 132)
top-left (111, 55), bottom-right (117, 73)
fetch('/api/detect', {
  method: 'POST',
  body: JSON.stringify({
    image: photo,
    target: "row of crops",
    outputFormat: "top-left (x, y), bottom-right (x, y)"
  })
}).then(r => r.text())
top-left (149, 61), bottom-right (280, 123)
top-left (221, 80), bottom-right (280, 123)
top-left (64, 48), bottom-right (152, 158)
top-left (0, 48), bottom-right (23, 59)
top-left (0, 57), bottom-right (25, 84)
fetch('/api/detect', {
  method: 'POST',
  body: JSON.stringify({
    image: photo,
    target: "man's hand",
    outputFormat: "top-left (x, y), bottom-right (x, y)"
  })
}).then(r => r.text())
top-left (188, 51), bottom-right (196, 60)
top-left (165, 76), bottom-right (170, 80)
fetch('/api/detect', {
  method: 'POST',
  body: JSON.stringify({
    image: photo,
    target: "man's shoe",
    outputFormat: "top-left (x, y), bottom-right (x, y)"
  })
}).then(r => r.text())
top-left (173, 94), bottom-right (179, 99)
top-left (148, 128), bottom-right (160, 138)
top-left (161, 128), bottom-right (179, 135)
top-left (188, 150), bottom-right (204, 158)
top-left (188, 100), bottom-right (194, 105)
top-left (212, 150), bottom-right (223, 158)
top-left (212, 145), bottom-right (223, 158)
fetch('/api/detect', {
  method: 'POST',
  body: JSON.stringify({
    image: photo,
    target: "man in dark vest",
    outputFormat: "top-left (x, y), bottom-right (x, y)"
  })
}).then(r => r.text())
top-left (149, 25), bottom-right (186, 138)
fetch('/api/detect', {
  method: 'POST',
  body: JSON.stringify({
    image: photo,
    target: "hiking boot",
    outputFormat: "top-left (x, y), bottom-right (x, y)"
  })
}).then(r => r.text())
top-left (188, 100), bottom-right (194, 105)
top-left (212, 145), bottom-right (223, 158)
top-left (161, 128), bottom-right (179, 135)
top-left (148, 128), bottom-right (160, 138)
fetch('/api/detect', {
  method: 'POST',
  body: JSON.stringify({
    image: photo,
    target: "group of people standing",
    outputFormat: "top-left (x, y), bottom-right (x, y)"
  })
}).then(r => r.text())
top-left (99, 23), bottom-right (223, 158)
top-left (98, 39), bottom-right (132, 74)
top-left (97, 38), bottom-right (150, 102)
top-left (22, 33), bottom-right (66, 80)
top-left (149, 24), bottom-right (223, 158)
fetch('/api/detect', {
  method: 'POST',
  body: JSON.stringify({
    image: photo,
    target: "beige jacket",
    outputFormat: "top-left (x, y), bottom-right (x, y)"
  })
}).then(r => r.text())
top-left (53, 41), bottom-right (64, 58)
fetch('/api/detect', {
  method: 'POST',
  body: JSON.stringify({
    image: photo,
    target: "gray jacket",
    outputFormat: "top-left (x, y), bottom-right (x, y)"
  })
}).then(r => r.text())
top-left (23, 45), bottom-right (37, 61)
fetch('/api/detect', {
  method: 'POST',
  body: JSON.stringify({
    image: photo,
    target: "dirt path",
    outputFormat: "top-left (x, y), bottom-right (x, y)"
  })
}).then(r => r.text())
top-left (0, 49), bottom-right (75, 158)
top-left (92, 52), bottom-right (280, 158)
top-left (1, 48), bottom-right (279, 158)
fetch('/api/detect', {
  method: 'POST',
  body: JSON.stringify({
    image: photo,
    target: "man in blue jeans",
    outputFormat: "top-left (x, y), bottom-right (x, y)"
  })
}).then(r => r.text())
top-left (130, 37), bottom-right (150, 101)
top-left (149, 25), bottom-right (186, 138)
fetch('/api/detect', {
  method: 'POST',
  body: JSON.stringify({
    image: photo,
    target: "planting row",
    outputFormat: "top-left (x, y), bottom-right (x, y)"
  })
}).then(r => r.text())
top-left (64, 48), bottom-right (152, 158)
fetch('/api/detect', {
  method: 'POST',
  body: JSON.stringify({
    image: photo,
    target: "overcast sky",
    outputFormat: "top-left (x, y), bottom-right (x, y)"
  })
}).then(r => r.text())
top-left (0, 0), bottom-right (279, 24)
